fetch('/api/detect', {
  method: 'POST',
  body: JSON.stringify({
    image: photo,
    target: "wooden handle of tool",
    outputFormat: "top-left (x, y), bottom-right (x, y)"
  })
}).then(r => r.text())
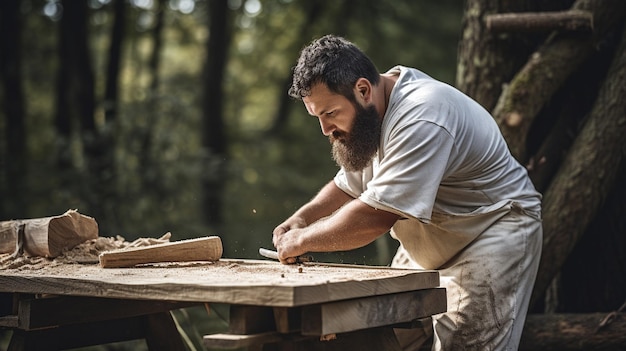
top-left (99, 236), bottom-right (223, 268)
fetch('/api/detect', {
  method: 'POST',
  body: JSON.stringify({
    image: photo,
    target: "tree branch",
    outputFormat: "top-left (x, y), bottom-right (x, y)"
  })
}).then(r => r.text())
top-left (485, 10), bottom-right (593, 33)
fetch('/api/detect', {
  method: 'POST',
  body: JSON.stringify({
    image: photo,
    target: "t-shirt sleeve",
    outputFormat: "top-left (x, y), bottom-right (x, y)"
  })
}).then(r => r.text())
top-left (359, 120), bottom-right (456, 221)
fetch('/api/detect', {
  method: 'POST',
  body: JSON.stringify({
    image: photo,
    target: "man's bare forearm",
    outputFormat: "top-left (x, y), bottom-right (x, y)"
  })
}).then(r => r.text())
top-left (274, 197), bottom-right (400, 260)
top-left (290, 180), bottom-right (353, 226)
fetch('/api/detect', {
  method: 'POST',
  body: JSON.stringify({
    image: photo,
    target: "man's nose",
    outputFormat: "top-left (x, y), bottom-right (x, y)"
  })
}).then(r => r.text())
top-left (319, 118), bottom-right (335, 136)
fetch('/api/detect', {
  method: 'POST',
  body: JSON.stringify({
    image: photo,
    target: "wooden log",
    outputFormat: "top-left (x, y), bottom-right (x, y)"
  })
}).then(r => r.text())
top-left (486, 10), bottom-right (593, 33)
top-left (0, 210), bottom-right (98, 258)
top-left (520, 313), bottom-right (626, 350)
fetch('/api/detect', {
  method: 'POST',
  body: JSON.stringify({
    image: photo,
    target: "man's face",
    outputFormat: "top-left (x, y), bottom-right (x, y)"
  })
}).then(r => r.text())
top-left (303, 84), bottom-right (381, 172)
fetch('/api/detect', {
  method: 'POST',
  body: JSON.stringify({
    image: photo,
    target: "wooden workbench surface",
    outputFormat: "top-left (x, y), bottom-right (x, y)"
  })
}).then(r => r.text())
top-left (0, 259), bottom-right (439, 307)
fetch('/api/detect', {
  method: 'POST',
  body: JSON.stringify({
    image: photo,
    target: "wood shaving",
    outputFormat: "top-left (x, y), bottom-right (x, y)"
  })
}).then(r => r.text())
top-left (0, 233), bottom-right (171, 270)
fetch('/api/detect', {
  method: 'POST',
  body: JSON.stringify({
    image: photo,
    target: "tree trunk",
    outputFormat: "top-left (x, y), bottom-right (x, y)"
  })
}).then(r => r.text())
top-left (492, 0), bottom-right (626, 163)
top-left (268, 1), bottom-right (326, 136)
top-left (530, 21), bottom-right (626, 308)
top-left (149, 0), bottom-right (166, 93)
top-left (55, 0), bottom-right (96, 170)
top-left (0, 0), bottom-right (26, 218)
top-left (527, 36), bottom-right (615, 193)
top-left (139, 0), bottom-right (166, 192)
top-left (104, 0), bottom-right (126, 125)
top-left (520, 313), bottom-right (626, 350)
top-left (202, 0), bottom-right (233, 225)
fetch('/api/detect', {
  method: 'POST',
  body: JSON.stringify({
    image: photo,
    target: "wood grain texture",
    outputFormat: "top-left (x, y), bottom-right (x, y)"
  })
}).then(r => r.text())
top-left (0, 259), bottom-right (440, 307)
top-left (0, 210), bottom-right (98, 257)
top-left (301, 288), bottom-right (447, 335)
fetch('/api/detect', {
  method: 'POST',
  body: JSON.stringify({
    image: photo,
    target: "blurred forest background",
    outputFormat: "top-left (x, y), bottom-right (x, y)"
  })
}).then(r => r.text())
top-left (2, 0), bottom-right (626, 350)
top-left (0, 0), bottom-right (462, 264)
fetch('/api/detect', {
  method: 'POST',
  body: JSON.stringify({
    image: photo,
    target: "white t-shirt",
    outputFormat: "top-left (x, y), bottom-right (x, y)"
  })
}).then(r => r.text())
top-left (334, 66), bottom-right (541, 269)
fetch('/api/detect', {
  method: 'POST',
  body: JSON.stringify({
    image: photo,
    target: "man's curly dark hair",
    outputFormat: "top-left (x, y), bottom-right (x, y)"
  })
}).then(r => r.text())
top-left (288, 35), bottom-right (380, 102)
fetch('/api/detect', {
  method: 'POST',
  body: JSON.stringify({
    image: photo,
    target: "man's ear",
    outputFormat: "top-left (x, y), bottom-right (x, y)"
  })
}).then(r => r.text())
top-left (354, 78), bottom-right (372, 103)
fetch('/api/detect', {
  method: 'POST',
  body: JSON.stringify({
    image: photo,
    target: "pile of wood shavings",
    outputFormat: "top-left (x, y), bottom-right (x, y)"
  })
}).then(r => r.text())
top-left (0, 232), bottom-right (171, 270)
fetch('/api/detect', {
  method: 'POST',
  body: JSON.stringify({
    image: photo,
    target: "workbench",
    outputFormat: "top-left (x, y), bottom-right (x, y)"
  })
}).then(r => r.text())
top-left (0, 259), bottom-right (446, 350)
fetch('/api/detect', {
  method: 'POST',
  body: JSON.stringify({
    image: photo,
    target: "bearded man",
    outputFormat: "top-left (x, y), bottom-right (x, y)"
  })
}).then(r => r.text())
top-left (272, 34), bottom-right (542, 351)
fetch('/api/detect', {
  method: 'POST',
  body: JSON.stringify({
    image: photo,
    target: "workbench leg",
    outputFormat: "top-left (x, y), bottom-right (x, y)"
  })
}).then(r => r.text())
top-left (145, 311), bottom-right (187, 351)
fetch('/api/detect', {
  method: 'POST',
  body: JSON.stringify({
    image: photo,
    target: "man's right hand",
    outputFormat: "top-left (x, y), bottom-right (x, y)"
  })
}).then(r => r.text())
top-left (272, 217), bottom-right (308, 263)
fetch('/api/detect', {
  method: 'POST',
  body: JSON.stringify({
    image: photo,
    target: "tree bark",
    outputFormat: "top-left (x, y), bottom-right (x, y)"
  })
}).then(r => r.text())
top-left (492, 0), bottom-right (626, 163)
top-left (520, 313), bottom-right (626, 350)
top-left (530, 22), bottom-right (626, 308)
top-left (527, 41), bottom-right (614, 192)
top-left (456, 0), bottom-right (541, 111)
top-left (0, 0), bottom-right (26, 218)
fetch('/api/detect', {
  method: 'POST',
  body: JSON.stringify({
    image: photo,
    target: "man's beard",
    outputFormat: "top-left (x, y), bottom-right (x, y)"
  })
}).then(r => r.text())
top-left (330, 103), bottom-right (381, 172)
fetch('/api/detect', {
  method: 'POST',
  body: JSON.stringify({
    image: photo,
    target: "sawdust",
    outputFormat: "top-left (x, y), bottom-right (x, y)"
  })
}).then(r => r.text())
top-left (0, 233), bottom-right (171, 271)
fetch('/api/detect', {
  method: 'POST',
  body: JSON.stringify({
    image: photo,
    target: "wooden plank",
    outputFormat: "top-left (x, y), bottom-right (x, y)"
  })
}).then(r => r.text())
top-left (203, 331), bottom-right (302, 349)
top-left (16, 295), bottom-right (199, 330)
top-left (288, 327), bottom-right (402, 351)
top-left (0, 259), bottom-right (440, 307)
top-left (301, 288), bottom-right (446, 335)
top-left (98, 236), bottom-right (223, 268)
top-left (203, 327), bottom-right (402, 351)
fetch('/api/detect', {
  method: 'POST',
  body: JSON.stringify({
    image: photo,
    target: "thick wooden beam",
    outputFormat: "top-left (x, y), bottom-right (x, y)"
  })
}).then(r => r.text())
top-left (486, 10), bottom-right (593, 33)
top-left (301, 288), bottom-right (446, 336)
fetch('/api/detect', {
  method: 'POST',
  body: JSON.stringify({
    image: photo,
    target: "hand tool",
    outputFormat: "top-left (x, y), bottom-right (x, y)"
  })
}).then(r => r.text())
top-left (258, 248), bottom-right (313, 263)
top-left (99, 236), bottom-right (223, 268)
